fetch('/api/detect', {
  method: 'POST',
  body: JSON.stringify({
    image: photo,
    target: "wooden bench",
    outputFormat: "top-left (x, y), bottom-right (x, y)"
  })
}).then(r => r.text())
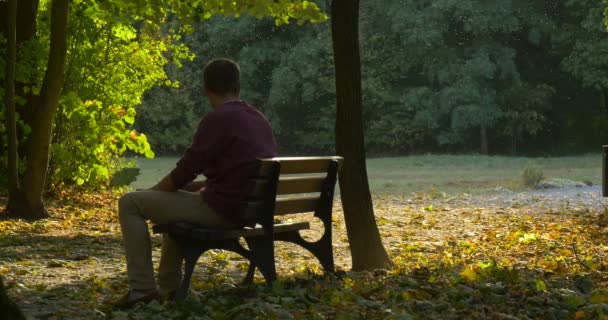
top-left (152, 156), bottom-right (342, 300)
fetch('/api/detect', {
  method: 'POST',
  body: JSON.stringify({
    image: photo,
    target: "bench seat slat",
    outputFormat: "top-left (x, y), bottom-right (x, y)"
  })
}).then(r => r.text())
top-left (153, 222), bottom-right (311, 241)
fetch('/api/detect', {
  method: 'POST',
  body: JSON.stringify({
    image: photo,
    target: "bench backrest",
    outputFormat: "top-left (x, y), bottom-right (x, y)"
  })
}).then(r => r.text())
top-left (242, 157), bottom-right (342, 229)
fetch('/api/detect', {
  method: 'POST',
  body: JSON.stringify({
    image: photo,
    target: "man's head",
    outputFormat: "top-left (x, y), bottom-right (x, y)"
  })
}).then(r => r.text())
top-left (203, 58), bottom-right (241, 102)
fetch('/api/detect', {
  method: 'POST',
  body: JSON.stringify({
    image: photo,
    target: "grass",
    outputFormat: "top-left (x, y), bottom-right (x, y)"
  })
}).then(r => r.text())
top-left (131, 154), bottom-right (602, 195)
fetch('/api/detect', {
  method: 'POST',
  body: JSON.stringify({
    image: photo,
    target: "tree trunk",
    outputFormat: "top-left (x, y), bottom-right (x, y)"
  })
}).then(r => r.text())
top-left (4, 0), bottom-right (19, 195)
top-left (330, 0), bottom-right (392, 270)
top-left (3, 0), bottom-right (30, 219)
top-left (0, 2), bottom-right (6, 35)
top-left (480, 125), bottom-right (488, 155)
top-left (16, 0), bottom-right (38, 45)
top-left (15, 0), bottom-right (40, 135)
top-left (8, 0), bottom-right (69, 219)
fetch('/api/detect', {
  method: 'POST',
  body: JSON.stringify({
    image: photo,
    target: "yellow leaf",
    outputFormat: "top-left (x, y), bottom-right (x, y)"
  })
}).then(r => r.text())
top-left (460, 268), bottom-right (479, 282)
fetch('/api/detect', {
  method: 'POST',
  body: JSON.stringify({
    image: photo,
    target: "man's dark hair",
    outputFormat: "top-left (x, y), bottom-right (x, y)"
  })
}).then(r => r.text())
top-left (203, 58), bottom-right (241, 96)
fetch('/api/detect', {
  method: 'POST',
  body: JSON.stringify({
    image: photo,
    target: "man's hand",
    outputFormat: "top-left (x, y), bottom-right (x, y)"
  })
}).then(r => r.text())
top-left (149, 174), bottom-right (178, 192)
top-left (182, 180), bottom-right (207, 192)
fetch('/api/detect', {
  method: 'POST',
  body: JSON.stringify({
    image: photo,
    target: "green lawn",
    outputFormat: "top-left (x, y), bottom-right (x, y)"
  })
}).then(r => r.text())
top-left (131, 154), bottom-right (602, 195)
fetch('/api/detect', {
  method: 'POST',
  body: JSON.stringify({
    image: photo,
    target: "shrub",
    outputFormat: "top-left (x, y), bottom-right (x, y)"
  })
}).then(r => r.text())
top-left (521, 165), bottom-right (544, 189)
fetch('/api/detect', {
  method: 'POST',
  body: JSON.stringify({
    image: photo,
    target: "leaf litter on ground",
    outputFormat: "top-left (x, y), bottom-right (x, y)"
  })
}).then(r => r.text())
top-left (0, 189), bottom-right (607, 319)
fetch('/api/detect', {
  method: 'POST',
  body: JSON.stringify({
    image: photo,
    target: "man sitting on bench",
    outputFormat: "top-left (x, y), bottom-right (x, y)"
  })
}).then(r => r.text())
top-left (113, 58), bottom-right (277, 308)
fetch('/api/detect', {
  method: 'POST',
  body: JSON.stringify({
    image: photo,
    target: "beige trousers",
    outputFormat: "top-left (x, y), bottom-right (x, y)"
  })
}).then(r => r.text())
top-left (118, 190), bottom-right (235, 293)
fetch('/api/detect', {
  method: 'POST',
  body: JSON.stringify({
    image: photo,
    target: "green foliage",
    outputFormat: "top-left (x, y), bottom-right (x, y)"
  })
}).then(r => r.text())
top-left (5, 0), bottom-right (608, 192)
top-left (141, 0), bottom-right (608, 156)
top-left (564, 0), bottom-right (608, 90)
top-left (49, 95), bottom-right (154, 188)
top-left (42, 0), bottom-right (170, 189)
top-left (1, 0), bottom-right (327, 190)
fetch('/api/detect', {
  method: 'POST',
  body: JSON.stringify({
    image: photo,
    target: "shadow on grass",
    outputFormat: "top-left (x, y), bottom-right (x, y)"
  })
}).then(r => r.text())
top-left (0, 233), bottom-right (124, 260)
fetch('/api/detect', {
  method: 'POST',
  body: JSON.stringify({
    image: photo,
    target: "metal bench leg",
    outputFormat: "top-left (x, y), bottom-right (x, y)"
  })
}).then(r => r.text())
top-left (318, 250), bottom-right (335, 272)
top-left (241, 238), bottom-right (257, 285)
top-left (242, 262), bottom-right (256, 285)
top-left (275, 231), bottom-right (335, 273)
top-left (174, 244), bottom-right (206, 301)
top-left (312, 234), bottom-right (335, 272)
top-left (246, 237), bottom-right (276, 285)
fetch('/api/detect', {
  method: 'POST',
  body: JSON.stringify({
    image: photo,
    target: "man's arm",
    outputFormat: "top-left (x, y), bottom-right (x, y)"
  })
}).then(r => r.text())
top-left (149, 174), bottom-right (178, 192)
top-left (147, 177), bottom-right (205, 192)
top-left (181, 180), bottom-right (207, 192)
top-left (154, 113), bottom-right (225, 193)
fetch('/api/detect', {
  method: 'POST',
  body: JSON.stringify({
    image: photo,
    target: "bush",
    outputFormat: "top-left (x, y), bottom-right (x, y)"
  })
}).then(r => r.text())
top-left (521, 165), bottom-right (545, 189)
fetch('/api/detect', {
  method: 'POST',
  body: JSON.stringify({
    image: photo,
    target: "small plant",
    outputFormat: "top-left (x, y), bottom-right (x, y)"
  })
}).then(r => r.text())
top-left (521, 164), bottom-right (544, 189)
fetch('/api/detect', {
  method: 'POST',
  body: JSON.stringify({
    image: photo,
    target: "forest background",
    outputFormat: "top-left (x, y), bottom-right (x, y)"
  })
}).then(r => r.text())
top-left (1, 0), bottom-right (608, 190)
top-left (137, 0), bottom-right (608, 157)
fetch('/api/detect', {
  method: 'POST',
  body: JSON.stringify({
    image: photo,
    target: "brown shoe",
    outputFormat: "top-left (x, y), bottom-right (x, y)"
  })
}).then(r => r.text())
top-left (111, 290), bottom-right (160, 309)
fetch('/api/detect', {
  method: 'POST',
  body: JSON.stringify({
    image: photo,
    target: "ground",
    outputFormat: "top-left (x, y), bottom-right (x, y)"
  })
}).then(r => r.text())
top-left (1, 183), bottom-right (607, 319)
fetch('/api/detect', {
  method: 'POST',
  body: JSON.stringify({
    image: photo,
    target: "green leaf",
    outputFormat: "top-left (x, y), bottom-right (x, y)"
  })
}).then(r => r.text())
top-left (144, 149), bottom-right (155, 159)
top-left (110, 167), bottom-right (140, 187)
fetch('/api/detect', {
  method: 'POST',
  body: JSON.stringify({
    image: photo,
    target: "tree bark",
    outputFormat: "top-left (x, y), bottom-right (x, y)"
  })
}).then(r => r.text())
top-left (4, 0), bottom-right (19, 195)
top-left (330, 0), bottom-right (392, 270)
top-left (480, 125), bottom-right (488, 155)
top-left (0, 2), bottom-right (6, 35)
top-left (16, 0), bottom-right (38, 46)
top-left (15, 0), bottom-right (40, 133)
top-left (8, 0), bottom-right (69, 219)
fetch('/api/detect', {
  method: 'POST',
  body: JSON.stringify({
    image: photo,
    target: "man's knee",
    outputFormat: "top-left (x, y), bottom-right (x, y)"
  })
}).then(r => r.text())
top-left (118, 192), bottom-right (138, 217)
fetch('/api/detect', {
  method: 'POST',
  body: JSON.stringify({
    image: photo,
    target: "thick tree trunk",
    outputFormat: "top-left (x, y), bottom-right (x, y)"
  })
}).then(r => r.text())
top-left (4, 0), bottom-right (19, 195)
top-left (480, 125), bottom-right (488, 155)
top-left (2, 0), bottom-right (30, 219)
top-left (15, 0), bottom-right (40, 133)
top-left (8, 0), bottom-right (69, 219)
top-left (0, 0), bottom-right (22, 221)
top-left (16, 0), bottom-right (38, 45)
top-left (331, 0), bottom-right (392, 270)
top-left (0, 2), bottom-right (6, 35)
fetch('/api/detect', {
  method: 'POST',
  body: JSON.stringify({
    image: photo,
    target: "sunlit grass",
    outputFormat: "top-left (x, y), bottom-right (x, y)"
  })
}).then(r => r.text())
top-left (131, 154), bottom-right (602, 195)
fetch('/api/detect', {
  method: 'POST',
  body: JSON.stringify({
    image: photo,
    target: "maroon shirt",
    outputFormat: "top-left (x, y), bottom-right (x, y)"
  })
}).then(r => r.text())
top-left (170, 101), bottom-right (277, 227)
